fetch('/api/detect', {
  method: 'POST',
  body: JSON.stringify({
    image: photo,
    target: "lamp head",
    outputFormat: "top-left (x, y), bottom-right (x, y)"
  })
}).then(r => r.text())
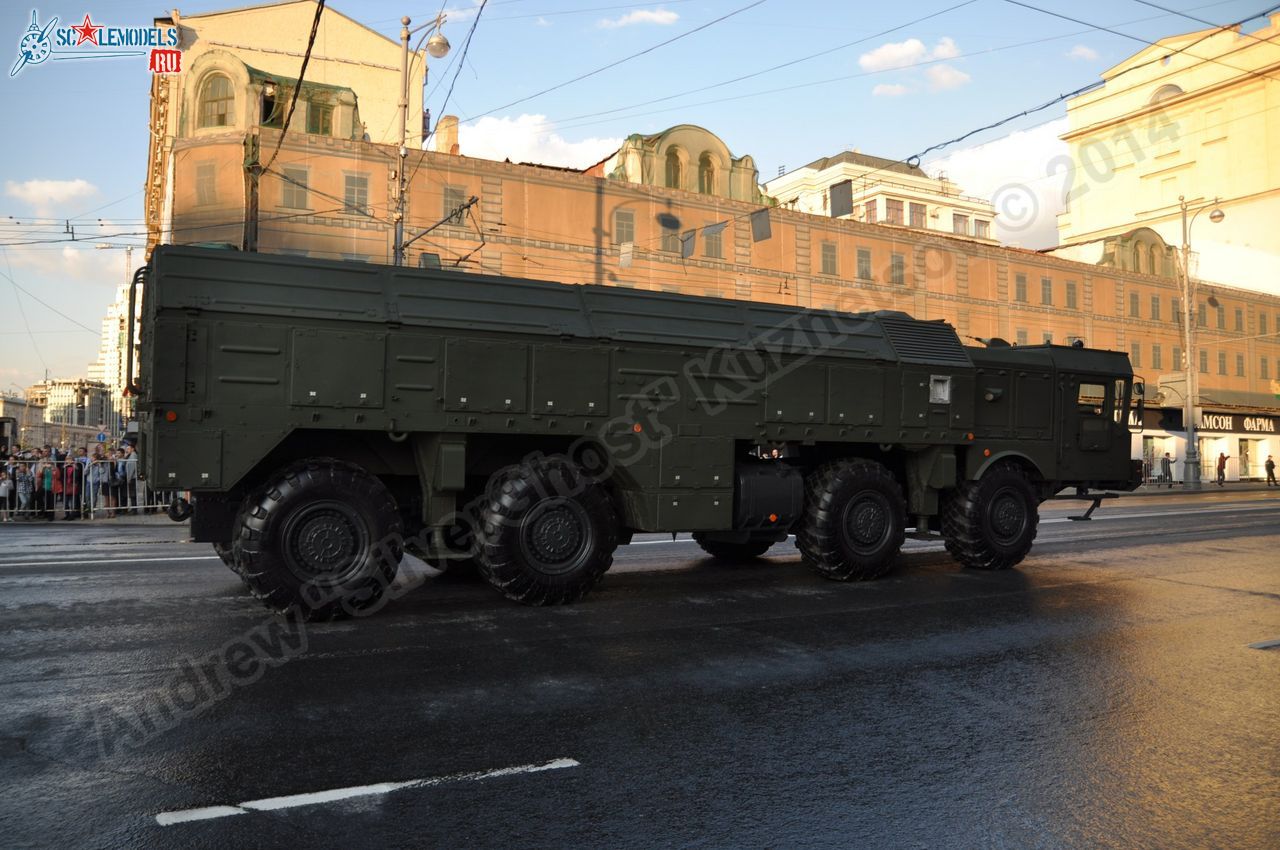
top-left (426, 31), bottom-right (450, 58)
top-left (1208, 208), bottom-right (1224, 224)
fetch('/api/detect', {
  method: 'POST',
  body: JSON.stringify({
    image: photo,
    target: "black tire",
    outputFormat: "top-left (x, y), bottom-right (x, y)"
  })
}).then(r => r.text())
top-left (692, 533), bottom-right (776, 562)
top-left (234, 458), bottom-right (402, 620)
top-left (213, 541), bottom-right (250, 586)
top-left (476, 457), bottom-right (619, 605)
top-left (797, 459), bottom-right (906, 581)
top-left (941, 462), bottom-right (1039, 571)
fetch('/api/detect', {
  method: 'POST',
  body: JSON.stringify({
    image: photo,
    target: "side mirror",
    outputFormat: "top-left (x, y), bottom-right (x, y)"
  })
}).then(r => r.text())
top-left (1129, 380), bottom-right (1145, 434)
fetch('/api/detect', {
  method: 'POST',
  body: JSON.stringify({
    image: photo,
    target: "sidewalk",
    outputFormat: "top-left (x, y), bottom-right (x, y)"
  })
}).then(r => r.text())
top-left (1128, 479), bottom-right (1280, 496)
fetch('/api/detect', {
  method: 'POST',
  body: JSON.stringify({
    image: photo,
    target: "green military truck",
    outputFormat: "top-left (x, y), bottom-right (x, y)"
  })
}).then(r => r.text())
top-left (134, 246), bottom-right (1142, 619)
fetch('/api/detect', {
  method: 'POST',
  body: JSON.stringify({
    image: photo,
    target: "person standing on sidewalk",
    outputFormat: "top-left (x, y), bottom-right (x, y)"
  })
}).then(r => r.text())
top-left (1266, 455), bottom-right (1277, 487)
top-left (1161, 453), bottom-right (1174, 488)
top-left (122, 442), bottom-right (139, 514)
top-left (0, 471), bottom-right (11, 522)
top-left (1216, 452), bottom-right (1229, 487)
top-left (61, 450), bottom-right (82, 520)
top-left (15, 463), bottom-right (33, 519)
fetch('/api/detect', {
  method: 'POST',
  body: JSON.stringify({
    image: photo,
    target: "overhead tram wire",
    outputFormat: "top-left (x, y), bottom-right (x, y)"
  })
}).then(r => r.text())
top-left (461, 0), bottom-right (768, 125)
top-left (1128, 0), bottom-right (1280, 48)
top-left (1002, 0), bottom-right (1280, 83)
top-left (261, 0), bottom-right (326, 174)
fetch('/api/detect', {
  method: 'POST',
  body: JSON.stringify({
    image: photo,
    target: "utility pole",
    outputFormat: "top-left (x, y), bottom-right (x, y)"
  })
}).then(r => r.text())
top-left (1177, 194), bottom-right (1225, 490)
top-left (394, 14), bottom-right (449, 266)
top-left (244, 133), bottom-right (261, 253)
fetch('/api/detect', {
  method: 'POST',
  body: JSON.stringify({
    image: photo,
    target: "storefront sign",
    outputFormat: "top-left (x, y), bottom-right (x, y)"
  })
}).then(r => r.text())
top-left (1197, 412), bottom-right (1278, 433)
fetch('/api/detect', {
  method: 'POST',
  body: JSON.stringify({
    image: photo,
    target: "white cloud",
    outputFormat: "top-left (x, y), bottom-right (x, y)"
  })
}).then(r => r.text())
top-left (926, 64), bottom-right (971, 91)
top-left (872, 83), bottom-right (910, 97)
top-left (598, 8), bottom-right (679, 29)
top-left (931, 36), bottom-right (960, 60)
top-left (536, 17), bottom-right (550, 27)
top-left (924, 118), bottom-right (1070, 249)
top-left (4, 178), bottom-right (97, 218)
top-left (858, 37), bottom-right (960, 71)
top-left (443, 2), bottom-right (484, 22)
top-left (1066, 44), bottom-right (1099, 61)
top-left (457, 114), bottom-right (622, 168)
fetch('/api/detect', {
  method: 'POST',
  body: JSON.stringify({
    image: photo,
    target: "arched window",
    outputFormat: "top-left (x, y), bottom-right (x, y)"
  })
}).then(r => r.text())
top-left (665, 148), bottom-right (682, 189)
top-left (1132, 244), bottom-right (1144, 273)
top-left (198, 74), bottom-right (234, 128)
top-left (1148, 244), bottom-right (1160, 277)
top-left (1149, 84), bottom-right (1183, 104)
top-left (698, 152), bottom-right (716, 195)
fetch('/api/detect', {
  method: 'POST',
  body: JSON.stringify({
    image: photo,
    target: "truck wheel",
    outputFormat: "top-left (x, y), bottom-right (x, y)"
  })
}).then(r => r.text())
top-left (941, 462), bottom-right (1039, 571)
top-left (692, 533), bottom-right (776, 562)
top-left (213, 541), bottom-right (249, 585)
top-left (235, 459), bottom-right (402, 620)
top-left (477, 457), bottom-right (619, 605)
top-left (797, 459), bottom-right (905, 581)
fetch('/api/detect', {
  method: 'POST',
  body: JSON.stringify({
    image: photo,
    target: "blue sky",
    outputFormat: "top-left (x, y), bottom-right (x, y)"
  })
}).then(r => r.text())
top-left (1, 0), bottom-right (1273, 388)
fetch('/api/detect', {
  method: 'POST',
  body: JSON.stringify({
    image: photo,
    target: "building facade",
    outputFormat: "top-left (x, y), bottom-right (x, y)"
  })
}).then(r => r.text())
top-left (764, 151), bottom-right (997, 242)
top-left (25, 379), bottom-right (109, 428)
top-left (142, 2), bottom-right (1280, 481)
top-left (1054, 13), bottom-right (1280, 294)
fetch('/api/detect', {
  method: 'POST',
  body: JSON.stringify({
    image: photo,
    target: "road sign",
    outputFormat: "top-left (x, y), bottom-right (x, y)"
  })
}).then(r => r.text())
top-left (96, 432), bottom-right (107, 443)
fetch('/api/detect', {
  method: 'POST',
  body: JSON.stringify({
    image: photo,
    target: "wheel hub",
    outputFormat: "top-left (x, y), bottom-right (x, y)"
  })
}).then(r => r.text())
top-left (989, 490), bottom-right (1026, 541)
top-left (844, 496), bottom-right (889, 550)
top-left (521, 500), bottom-right (590, 574)
top-left (283, 503), bottom-right (365, 581)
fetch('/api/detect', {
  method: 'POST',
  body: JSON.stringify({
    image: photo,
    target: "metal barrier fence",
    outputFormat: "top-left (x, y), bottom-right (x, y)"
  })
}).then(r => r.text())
top-left (0, 459), bottom-right (184, 522)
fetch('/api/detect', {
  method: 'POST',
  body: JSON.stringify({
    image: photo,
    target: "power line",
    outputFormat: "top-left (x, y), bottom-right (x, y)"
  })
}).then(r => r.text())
top-left (462, 0), bottom-right (767, 124)
top-left (2, 248), bottom-right (52, 376)
top-left (262, 0), bottom-right (327, 174)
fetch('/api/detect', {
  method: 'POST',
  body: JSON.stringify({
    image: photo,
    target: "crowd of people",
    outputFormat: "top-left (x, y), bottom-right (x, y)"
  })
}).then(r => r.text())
top-left (0, 442), bottom-right (159, 522)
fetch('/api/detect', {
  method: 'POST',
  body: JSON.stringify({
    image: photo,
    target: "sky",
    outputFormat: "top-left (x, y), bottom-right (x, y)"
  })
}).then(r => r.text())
top-left (1, 0), bottom-right (1274, 390)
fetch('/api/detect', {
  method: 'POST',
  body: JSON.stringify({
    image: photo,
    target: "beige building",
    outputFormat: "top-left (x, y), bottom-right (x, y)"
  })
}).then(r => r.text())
top-left (146, 0), bottom-right (424, 250)
top-left (1054, 13), bottom-right (1280, 294)
top-left (764, 151), bottom-right (997, 243)
top-left (25, 379), bottom-right (109, 428)
top-left (142, 1), bottom-right (1280, 481)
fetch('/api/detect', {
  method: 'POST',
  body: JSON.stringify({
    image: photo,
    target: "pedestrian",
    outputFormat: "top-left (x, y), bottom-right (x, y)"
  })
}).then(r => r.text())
top-left (1216, 452), bottom-right (1229, 487)
top-left (34, 449), bottom-right (55, 520)
top-left (1267, 455), bottom-right (1277, 487)
top-left (1161, 452), bottom-right (1173, 488)
top-left (122, 442), bottom-right (139, 514)
top-left (0, 470), bottom-right (11, 522)
top-left (61, 451), bottom-right (82, 520)
top-left (15, 463), bottom-right (34, 519)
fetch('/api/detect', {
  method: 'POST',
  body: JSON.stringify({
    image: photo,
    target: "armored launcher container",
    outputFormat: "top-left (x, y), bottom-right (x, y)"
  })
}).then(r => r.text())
top-left (135, 246), bottom-right (1142, 619)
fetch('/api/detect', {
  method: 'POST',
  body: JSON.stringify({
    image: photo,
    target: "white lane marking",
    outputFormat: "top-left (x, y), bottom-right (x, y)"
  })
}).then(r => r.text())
top-left (1247, 638), bottom-right (1280, 650)
top-left (0, 555), bottom-right (220, 568)
top-left (155, 758), bottom-right (579, 826)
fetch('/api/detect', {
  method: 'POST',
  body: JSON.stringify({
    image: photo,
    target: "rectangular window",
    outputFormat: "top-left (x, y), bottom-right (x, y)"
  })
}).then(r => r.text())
top-left (1198, 302), bottom-right (1207, 327)
top-left (1199, 350), bottom-right (1208, 373)
top-left (1066, 281), bottom-right (1077, 309)
top-left (280, 166), bottom-right (308, 209)
top-left (1152, 344), bottom-right (1162, 370)
top-left (1261, 314), bottom-right (1269, 335)
top-left (703, 226), bottom-right (723, 259)
top-left (1015, 273), bottom-right (1027, 302)
top-left (261, 88), bottom-right (285, 128)
top-left (909, 202), bottom-right (926, 228)
top-left (820, 241), bottom-right (837, 275)
top-left (1263, 357), bottom-right (1270, 380)
top-left (661, 221), bottom-right (679, 253)
top-left (307, 102), bottom-right (333, 135)
top-left (889, 253), bottom-right (905, 285)
top-left (1236, 354), bottom-right (1245, 376)
top-left (1150, 295), bottom-right (1160, 321)
top-left (885, 198), bottom-right (904, 225)
top-left (1216, 305), bottom-right (1225, 329)
top-left (857, 248), bottom-right (872, 280)
top-left (1217, 351), bottom-right (1227, 375)
top-left (1173, 346), bottom-right (1182, 369)
top-left (1041, 277), bottom-right (1053, 306)
top-left (613, 209), bottom-right (635, 244)
top-left (952, 214), bottom-right (968, 235)
top-left (1128, 291), bottom-right (1139, 317)
top-left (974, 220), bottom-right (990, 238)
top-left (1016, 328), bottom-right (1027, 346)
top-left (195, 163), bottom-right (216, 206)
top-left (1130, 342), bottom-right (1141, 368)
top-left (443, 185), bottom-right (467, 224)
top-left (343, 173), bottom-right (369, 215)
top-left (1234, 308), bottom-right (1244, 331)
top-left (1172, 297), bottom-right (1181, 325)
top-left (1043, 331), bottom-right (1053, 344)
top-left (863, 200), bottom-right (877, 224)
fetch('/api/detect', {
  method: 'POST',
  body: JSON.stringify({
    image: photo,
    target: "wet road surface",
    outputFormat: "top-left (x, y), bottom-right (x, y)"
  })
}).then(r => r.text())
top-left (0, 490), bottom-right (1277, 848)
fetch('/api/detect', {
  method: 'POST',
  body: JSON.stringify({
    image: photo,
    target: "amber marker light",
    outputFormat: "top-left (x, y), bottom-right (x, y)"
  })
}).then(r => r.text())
top-left (632, 423), bottom-right (642, 433)
top-left (769, 513), bottom-right (778, 523)
top-left (967, 432), bottom-right (975, 441)
top-left (983, 448), bottom-right (991, 457)
top-left (165, 410), bottom-right (178, 423)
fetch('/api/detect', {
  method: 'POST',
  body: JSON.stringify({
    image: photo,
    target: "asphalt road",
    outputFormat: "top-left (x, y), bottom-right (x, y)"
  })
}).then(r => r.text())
top-left (0, 490), bottom-right (1277, 849)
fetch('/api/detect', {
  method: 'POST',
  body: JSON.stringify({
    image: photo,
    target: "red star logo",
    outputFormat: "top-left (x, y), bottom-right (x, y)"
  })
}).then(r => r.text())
top-left (71, 14), bottom-right (102, 47)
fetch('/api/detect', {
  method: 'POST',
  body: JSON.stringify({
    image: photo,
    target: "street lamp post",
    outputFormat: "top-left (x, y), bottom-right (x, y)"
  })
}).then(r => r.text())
top-left (394, 14), bottom-right (449, 267)
top-left (1177, 194), bottom-right (1224, 490)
